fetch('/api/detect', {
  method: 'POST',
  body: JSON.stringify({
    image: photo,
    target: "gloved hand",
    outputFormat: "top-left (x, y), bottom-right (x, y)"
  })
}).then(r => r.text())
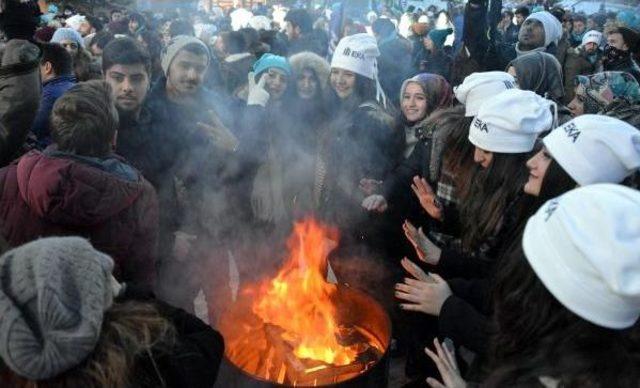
top-left (247, 71), bottom-right (269, 107)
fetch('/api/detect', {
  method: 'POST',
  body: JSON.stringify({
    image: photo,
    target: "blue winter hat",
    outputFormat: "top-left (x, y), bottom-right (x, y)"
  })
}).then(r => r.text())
top-left (427, 28), bottom-right (453, 50)
top-left (51, 28), bottom-right (84, 48)
top-left (253, 53), bottom-right (291, 77)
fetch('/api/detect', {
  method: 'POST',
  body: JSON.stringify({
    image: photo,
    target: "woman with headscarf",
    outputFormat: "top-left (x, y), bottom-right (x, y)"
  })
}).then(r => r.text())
top-left (568, 71), bottom-right (640, 128)
top-left (507, 51), bottom-right (565, 102)
top-left (361, 73), bottom-right (453, 218)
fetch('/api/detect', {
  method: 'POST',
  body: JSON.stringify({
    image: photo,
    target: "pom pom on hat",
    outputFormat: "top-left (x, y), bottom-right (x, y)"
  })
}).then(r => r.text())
top-left (468, 89), bottom-right (552, 153)
top-left (454, 71), bottom-right (516, 117)
top-left (543, 115), bottom-right (640, 185)
top-left (523, 184), bottom-right (640, 329)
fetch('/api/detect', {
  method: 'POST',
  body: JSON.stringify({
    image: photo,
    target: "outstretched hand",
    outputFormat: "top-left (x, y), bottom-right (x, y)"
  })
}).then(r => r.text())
top-left (395, 258), bottom-right (452, 316)
top-left (411, 176), bottom-right (443, 221)
top-left (197, 109), bottom-right (239, 152)
top-left (402, 220), bottom-right (442, 265)
top-left (425, 339), bottom-right (467, 388)
top-left (362, 194), bottom-right (388, 213)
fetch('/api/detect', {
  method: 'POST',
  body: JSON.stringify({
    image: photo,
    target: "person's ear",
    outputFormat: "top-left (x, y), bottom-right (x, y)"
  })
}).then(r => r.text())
top-left (295, 25), bottom-right (302, 36)
top-left (44, 61), bottom-right (53, 75)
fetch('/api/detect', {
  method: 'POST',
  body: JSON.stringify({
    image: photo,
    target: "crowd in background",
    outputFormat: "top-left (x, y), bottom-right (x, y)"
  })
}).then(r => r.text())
top-left (0, 0), bottom-right (640, 386)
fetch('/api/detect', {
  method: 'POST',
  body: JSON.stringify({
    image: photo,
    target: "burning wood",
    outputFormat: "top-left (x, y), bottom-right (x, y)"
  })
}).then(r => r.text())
top-left (218, 218), bottom-right (389, 386)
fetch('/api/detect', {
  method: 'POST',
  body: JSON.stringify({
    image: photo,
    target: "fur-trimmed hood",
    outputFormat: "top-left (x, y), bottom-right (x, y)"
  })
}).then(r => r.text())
top-left (289, 51), bottom-right (330, 91)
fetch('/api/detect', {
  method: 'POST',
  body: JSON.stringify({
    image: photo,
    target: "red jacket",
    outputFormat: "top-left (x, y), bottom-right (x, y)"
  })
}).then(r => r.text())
top-left (0, 150), bottom-right (159, 288)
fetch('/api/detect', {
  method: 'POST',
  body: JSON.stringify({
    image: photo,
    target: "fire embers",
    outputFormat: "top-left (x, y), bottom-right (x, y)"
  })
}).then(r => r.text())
top-left (218, 218), bottom-right (389, 386)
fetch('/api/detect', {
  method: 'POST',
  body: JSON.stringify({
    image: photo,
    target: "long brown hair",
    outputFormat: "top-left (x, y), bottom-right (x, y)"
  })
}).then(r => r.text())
top-left (4, 302), bottom-right (175, 388)
top-left (437, 105), bottom-right (476, 201)
top-left (459, 151), bottom-right (531, 251)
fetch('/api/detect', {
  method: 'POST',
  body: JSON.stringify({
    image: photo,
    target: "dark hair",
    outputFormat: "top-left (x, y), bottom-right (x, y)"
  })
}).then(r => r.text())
top-left (110, 9), bottom-right (123, 17)
top-left (169, 19), bottom-right (195, 37)
top-left (86, 15), bottom-right (104, 32)
top-left (573, 13), bottom-right (587, 24)
top-left (537, 158), bottom-right (577, 202)
top-left (459, 151), bottom-right (531, 251)
top-left (284, 9), bottom-right (313, 34)
top-left (40, 43), bottom-right (73, 76)
top-left (487, 243), bottom-right (640, 387)
top-left (129, 12), bottom-right (146, 27)
top-left (371, 18), bottom-right (396, 37)
top-left (90, 30), bottom-right (115, 51)
top-left (221, 31), bottom-right (247, 54)
top-left (515, 6), bottom-right (530, 17)
top-left (102, 37), bottom-right (151, 76)
top-left (502, 10), bottom-right (514, 19)
top-left (439, 106), bottom-right (476, 200)
top-left (610, 27), bottom-right (640, 53)
top-left (51, 80), bottom-right (119, 158)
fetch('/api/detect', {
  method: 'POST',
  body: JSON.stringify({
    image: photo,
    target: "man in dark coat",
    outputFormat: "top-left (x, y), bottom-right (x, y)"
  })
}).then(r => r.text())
top-left (284, 8), bottom-right (326, 56)
top-left (372, 18), bottom-right (413, 105)
top-left (31, 43), bottom-right (76, 149)
top-left (0, 81), bottom-right (159, 290)
top-left (603, 27), bottom-right (640, 82)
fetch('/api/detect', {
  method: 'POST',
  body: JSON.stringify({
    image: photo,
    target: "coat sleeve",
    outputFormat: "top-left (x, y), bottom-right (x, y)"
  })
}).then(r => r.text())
top-left (0, 40), bottom-right (41, 166)
top-left (30, 87), bottom-right (56, 144)
top-left (436, 247), bottom-right (494, 280)
top-left (438, 294), bottom-right (490, 354)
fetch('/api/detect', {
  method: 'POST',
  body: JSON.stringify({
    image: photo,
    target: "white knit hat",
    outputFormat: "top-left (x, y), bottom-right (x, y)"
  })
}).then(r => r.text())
top-left (468, 89), bottom-right (552, 153)
top-left (543, 115), bottom-right (640, 185)
top-left (454, 71), bottom-right (516, 117)
top-left (331, 33), bottom-right (380, 80)
top-left (161, 35), bottom-right (210, 76)
top-left (581, 30), bottom-right (603, 47)
top-left (526, 11), bottom-right (563, 48)
top-left (65, 14), bottom-right (86, 32)
top-left (523, 184), bottom-right (640, 329)
top-left (331, 33), bottom-right (386, 106)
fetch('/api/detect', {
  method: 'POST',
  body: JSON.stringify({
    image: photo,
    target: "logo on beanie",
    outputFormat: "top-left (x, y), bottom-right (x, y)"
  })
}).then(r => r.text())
top-left (342, 47), bottom-right (365, 60)
top-left (544, 199), bottom-right (559, 222)
top-left (473, 118), bottom-right (489, 133)
top-left (562, 122), bottom-right (581, 143)
top-left (503, 80), bottom-right (515, 89)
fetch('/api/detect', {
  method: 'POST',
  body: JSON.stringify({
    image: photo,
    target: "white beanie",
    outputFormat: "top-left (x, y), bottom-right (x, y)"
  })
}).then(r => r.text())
top-left (65, 14), bottom-right (86, 32)
top-left (543, 115), bottom-right (640, 185)
top-left (526, 11), bottom-right (563, 48)
top-left (454, 71), bottom-right (517, 117)
top-left (331, 33), bottom-right (380, 80)
top-left (468, 89), bottom-right (552, 153)
top-left (581, 30), bottom-right (603, 47)
top-left (248, 15), bottom-right (272, 31)
top-left (523, 184), bottom-right (640, 329)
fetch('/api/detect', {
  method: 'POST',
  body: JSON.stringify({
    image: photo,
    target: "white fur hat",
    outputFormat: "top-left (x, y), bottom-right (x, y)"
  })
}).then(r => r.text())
top-left (468, 89), bottom-right (552, 153)
top-left (543, 115), bottom-right (640, 185)
top-left (523, 184), bottom-right (640, 329)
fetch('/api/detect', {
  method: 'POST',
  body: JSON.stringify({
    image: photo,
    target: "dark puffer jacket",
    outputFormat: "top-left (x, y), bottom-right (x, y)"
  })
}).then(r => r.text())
top-left (0, 150), bottom-right (159, 288)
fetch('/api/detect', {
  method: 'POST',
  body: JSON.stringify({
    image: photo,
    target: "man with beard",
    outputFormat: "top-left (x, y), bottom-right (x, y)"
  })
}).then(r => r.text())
top-left (563, 30), bottom-right (604, 103)
top-left (603, 27), bottom-right (640, 82)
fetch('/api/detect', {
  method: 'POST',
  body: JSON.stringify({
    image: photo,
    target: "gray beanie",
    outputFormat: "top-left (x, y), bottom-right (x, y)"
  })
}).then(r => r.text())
top-left (0, 237), bottom-right (114, 380)
top-left (161, 35), bottom-right (210, 76)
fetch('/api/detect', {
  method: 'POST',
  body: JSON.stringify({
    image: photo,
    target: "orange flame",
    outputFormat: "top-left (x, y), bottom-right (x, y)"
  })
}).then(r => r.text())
top-left (251, 218), bottom-right (358, 366)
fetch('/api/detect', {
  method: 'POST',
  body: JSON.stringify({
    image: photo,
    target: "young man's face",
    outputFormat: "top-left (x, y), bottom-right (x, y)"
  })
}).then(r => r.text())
top-left (105, 63), bottom-right (150, 114)
top-left (518, 19), bottom-right (545, 49)
top-left (285, 21), bottom-right (300, 40)
top-left (607, 32), bottom-right (628, 51)
top-left (112, 11), bottom-right (123, 23)
top-left (572, 20), bottom-right (585, 35)
top-left (166, 49), bottom-right (209, 97)
top-left (59, 39), bottom-right (80, 57)
top-left (515, 13), bottom-right (525, 26)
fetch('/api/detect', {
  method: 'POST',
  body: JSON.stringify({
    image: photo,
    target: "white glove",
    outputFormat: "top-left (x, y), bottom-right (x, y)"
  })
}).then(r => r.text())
top-left (247, 71), bottom-right (270, 107)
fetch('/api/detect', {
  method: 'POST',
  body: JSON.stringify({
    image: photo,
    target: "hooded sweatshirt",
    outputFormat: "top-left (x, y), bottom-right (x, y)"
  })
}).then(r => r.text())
top-left (0, 150), bottom-right (158, 288)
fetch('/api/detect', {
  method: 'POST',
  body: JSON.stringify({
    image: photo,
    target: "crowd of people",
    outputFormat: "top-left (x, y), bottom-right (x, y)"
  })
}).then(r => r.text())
top-left (0, 0), bottom-right (639, 386)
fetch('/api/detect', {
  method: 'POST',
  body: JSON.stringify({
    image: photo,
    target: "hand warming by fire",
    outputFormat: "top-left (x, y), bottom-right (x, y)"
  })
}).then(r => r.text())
top-left (219, 218), bottom-right (390, 386)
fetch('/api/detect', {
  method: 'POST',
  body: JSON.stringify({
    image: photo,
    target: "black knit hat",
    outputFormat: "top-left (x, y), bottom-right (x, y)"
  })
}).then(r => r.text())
top-left (0, 0), bottom-right (41, 40)
top-left (284, 9), bottom-right (312, 34)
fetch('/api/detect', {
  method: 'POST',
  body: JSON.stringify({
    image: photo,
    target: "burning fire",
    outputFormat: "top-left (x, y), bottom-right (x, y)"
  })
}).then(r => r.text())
top-left (218, 217), bottom-right (387, 386)
top-left (251, 219), bottom-right (358, 366)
